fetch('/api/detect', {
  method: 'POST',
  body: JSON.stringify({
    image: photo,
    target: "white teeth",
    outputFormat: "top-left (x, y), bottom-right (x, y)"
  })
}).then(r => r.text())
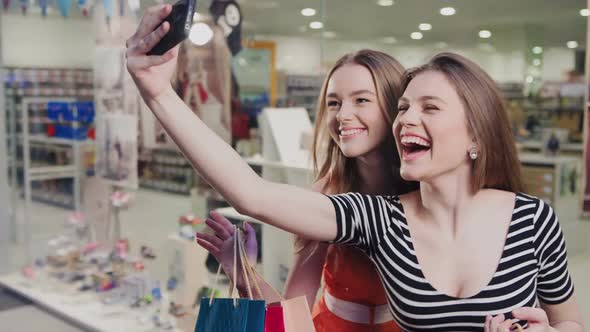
top-left (401, 136), bottom-right (431, 147)
top-left (340, 129), bottom-right (365, 137)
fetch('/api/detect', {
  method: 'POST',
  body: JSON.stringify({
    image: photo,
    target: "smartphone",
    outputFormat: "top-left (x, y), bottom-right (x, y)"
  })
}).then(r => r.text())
top-left (147, 0), bottom-right (196, 56)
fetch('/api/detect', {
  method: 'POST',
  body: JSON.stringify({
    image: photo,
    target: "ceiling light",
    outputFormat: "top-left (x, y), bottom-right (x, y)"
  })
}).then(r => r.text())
top-left (301, 8), bottom-right (316, 17)
top-left (532, 46), bottom-right (543, 54)
top-left (533, 59), bottom-right (541, 66)
top-left (440, 7), bottom-right (456, 16)
top-left (381, 36), bottom-right (397, 44)
top-left (309, 21), bottom-right (323, 29)
top-left (377, 0), bottom-right (394, 7)
top-left (411, 32), bottom-right (423, 40)
top-left (580, 9), bottom-right (590, 16)
top-left (323, 31), bottom-right (336, 38)
top-left (478, 30), bottom-right (492, 39)
top-left (567, 41), bottom-right (579, 49)
top-left (525, 76), bottom-right (534, 84)
top-left (419, 23), bottom-right (432, 31)
top-left (189, 23), bottom-right (214, 46)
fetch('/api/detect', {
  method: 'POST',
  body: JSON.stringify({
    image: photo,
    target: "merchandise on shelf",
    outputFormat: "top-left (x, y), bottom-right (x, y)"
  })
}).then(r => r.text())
top-left (139, 149), bottom-right (195, 195)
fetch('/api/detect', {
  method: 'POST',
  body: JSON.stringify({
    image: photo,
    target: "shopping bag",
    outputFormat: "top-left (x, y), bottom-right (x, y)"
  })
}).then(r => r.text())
top-left (264, 304), bottom-right (285, 332)
top-left (241, 241), bottom-right (316, 332)
top-left (195, 226), bottom-right (266, 332)
top-left (281, 296), bottom-right (315, 332)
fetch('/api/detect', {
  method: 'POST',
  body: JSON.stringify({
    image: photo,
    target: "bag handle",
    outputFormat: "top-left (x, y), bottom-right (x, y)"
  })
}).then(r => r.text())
top-left (237, 228), bottom-right (284, 302)
top-left (236, 226), bottom-right (264, 300)
top-left (208, 225), bottom-right (264, 306)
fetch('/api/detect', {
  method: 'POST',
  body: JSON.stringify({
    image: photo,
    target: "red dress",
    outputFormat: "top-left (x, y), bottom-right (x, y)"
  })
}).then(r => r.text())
top-left (311, 245), bottom-right (401, 332)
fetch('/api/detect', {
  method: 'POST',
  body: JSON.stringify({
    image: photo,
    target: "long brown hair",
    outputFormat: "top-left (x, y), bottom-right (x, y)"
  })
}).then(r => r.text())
top-left (295, 49), bottom-right (415, 253)
top-left (401, 52), bottom-right (524, 193)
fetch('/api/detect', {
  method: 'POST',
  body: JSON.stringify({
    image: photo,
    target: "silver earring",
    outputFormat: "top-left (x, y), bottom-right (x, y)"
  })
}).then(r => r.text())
top-left (469, 147), bottom-right (478, 160)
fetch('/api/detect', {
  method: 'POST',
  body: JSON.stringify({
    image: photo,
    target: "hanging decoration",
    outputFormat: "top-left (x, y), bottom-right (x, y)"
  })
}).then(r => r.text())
top-left (2, 0), bottom-right (11, 11)
top-left (19, 0), bottom-right (28, 14)
top-left (57, 0), bottom-right (71, 17)
top-left (127, 0), bottom-right (139, 13)
top-left (78, 0), bottom-right (89, 16)
top-left (102, 0), bottom-right (113, 26)
top-left (38, 0), bottom-right (48, 16)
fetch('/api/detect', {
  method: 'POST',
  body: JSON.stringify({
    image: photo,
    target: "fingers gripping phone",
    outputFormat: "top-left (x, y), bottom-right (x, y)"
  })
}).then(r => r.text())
top-left (147, 0), bottom-right (196, 56)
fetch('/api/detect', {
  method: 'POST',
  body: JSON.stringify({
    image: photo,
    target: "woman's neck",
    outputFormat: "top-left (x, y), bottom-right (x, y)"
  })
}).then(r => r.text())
top-left (355, 150), bottom-right (394, 195)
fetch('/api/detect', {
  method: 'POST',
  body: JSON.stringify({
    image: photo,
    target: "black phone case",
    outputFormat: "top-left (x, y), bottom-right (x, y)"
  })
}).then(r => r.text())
top-left (147, 0), bottom-right (196, 56)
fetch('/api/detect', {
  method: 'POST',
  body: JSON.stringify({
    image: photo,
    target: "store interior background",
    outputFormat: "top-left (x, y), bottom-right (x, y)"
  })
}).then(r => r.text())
top-left (2, 0), bottom-right (590, 330)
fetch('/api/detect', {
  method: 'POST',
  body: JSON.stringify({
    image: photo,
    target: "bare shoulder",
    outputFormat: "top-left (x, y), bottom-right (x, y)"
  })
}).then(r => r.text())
top-left (476, 189), bottom-right (517, 207)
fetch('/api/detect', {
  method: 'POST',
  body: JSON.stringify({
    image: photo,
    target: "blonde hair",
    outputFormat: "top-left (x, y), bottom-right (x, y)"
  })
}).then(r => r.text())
top-left (295, 49), bottom-right (415, 253)
top-left (402, 52), bottom-right (524, 193)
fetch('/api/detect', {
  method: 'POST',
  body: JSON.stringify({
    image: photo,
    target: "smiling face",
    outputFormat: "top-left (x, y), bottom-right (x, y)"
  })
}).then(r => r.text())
top-left (393, 70), bottom-right (475, 182)
top-left (325, 64), bottom-right (390, 159)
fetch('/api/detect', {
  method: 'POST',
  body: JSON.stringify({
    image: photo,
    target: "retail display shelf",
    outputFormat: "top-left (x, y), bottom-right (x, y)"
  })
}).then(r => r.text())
top-left (0, 273), bottom-right (183, 332)
top-left (517, 141), bottom-right (583, 153)
top-left (28, 134), bottom-right (94, 146)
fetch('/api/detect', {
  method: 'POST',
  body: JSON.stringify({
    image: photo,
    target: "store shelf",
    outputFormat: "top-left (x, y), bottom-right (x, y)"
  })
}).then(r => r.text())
top-left (517, 141), bottom-right (583, 153)
top-left (28, 165), bottom-right (77, 181)
top-left (28, 134), bottom-right (94, 146)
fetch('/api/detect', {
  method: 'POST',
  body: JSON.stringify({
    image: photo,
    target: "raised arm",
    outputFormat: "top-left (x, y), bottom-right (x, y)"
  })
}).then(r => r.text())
top-left (126, 4), bottom-right (336, 241)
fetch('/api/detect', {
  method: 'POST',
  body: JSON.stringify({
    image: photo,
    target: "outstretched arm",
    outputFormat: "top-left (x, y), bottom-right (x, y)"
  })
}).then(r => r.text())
top-left (126, 4), bottom-right (337, 242)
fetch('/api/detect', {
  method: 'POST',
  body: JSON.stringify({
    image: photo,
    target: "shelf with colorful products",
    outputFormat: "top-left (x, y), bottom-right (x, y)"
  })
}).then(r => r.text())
top-left (138, 149), bottom-right (195, 196)
top-left (4, 67), bottom-right (95, 210)
top-left (22, 98), bottom-right (95, 212)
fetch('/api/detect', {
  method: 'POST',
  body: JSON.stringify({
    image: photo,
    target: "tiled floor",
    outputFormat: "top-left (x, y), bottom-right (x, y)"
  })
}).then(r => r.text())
top-left (2, 188), bottom-right (590, 329)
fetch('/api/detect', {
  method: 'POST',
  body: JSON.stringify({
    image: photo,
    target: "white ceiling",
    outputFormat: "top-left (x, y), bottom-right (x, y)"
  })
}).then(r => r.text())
top-left (194, 0), bottom-right (588, 50)
top-left (24, 0), bottom-right (580, 51)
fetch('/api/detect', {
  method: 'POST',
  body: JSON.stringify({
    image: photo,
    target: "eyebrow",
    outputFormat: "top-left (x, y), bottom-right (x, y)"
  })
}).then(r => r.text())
top-left (398, 95), bottom-right (447, 104)
top-left (327, 90), bottom-right (376, 98)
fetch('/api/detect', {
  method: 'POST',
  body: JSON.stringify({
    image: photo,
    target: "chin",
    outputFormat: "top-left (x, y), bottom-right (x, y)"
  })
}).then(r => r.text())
top-left (399, 167), bottom-right (422, 182)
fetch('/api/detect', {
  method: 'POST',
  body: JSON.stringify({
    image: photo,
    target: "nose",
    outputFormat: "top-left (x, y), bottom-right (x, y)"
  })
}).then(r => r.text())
top-left (336, 101), bottom-right (355, 123)
top-left (397, 105), bottom-right (420, 127)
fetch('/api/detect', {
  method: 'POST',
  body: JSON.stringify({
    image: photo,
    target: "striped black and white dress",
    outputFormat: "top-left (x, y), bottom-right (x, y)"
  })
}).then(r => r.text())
top-left (326, 192), bottom-right (574, 331)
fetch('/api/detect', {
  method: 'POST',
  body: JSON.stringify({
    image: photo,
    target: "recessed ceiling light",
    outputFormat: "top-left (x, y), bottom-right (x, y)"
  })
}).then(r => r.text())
top-left (323, 31), bottom-right (336, 38)
top-left (580, 9), bottom-right (590, 16)
top-left (381, 36), bottom-right (397, 44)
top-left (419, 23), bottom-right (432, 31)
top-left (377, 0), bottom-right (394, 7)
top-left (533, 59), bottom-right (542, 66)
top-left (189, 23), bottom-right (214, 46)
top-left (309, 21), bottom-right (324, 29)
top-left (525, 76), bottom-right (534, 84)
top-left (478, 30), bottom-right (492, 39)
top-left (440, 7), bottom-right (456, 16)
top-left (301, 8), bottom-right (316, 17)
top-left (411, 32), bottom-right (423, 40)
top-left (532, 46), bottom-right (543, 54)
top-left (567, 41), bottom-right (579, 49)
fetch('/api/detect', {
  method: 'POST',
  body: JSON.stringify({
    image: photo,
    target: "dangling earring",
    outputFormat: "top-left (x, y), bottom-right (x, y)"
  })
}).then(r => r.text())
top-left (469, 146), bottom-right (479, 160)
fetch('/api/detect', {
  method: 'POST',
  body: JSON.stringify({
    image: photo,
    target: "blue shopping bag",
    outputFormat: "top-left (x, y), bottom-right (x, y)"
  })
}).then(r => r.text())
top-left (195, 297), bottom-right (265, 332)
top-left (195, 225), bottom-right (266, 332)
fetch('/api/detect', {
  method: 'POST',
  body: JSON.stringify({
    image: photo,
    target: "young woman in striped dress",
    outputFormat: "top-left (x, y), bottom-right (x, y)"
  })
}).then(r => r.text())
top-left (126, 5), bottom-right (583, 330)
